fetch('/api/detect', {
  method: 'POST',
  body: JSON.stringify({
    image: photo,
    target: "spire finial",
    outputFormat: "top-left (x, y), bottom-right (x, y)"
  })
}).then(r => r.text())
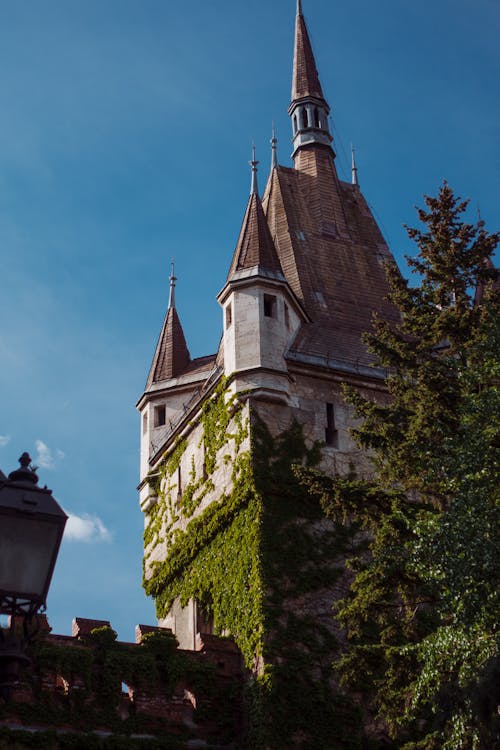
top-left (168, 258), bottom-right (177, 309)
top-left (270, 123), bottom-right (278, 171)
top-left (297, 0), bottom-right (302, 16)
top-left (351, 144), bottom-right (359, 187)
top-left (249, 143), bottom-right (259, 196)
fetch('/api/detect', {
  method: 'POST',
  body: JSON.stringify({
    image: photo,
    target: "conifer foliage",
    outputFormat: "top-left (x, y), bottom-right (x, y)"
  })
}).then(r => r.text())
top-left (300, 184), bottom-right (499, 749)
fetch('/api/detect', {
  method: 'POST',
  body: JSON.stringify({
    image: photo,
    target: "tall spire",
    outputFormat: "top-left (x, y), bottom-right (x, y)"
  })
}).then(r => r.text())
top-left (288, 0), bottom-right (333, 158)
top-left (249, 144), bottom-right (259, 195)
top-left (270, 123), bottom-right (278, 170)
top-left (351, 145), bottom-right (359, 187)
top-left (168, 259), bottom-right (176, 309)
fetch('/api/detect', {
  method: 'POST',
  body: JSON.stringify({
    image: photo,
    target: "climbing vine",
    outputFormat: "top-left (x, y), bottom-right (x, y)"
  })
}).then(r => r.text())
top-left (0, 626), bottom-right (227, 745)
top-left (142, 377), bottom-right (364, 748)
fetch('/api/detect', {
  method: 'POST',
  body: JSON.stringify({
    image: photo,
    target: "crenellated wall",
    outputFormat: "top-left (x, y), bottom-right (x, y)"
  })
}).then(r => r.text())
top-left (0, 614), bottom-right (242, 749)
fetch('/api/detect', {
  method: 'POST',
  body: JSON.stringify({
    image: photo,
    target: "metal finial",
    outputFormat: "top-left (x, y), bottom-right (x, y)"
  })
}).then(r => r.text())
top-left (297, 0), bottom-right (302, 16)
top-left (351, 144), bottom-right (359, 187)
top-left (168, 258), bottom-right (177, 309)
top-left (270, 123), bottom-right (278, 170)
top-left (249, 143), bottom-right (259, 196)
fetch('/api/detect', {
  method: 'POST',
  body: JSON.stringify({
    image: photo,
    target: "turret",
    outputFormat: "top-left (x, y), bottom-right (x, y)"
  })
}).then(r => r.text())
top-left (217, 150), bottom-right (307, 393)
top-left (138, 262), bottom-right (191, 490)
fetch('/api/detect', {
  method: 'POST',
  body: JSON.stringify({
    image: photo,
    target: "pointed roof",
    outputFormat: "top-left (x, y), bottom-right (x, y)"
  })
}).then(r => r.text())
top-left (227, 193), bottom-right (284, 280)
top-left (261, 159), bottom-right (401, 369)
top-left (227, 154), bottom-right (284, 281)
top-left (146, 268), bottom-right (190, 387)
top-left (291, 1), bottom-right (325, 102)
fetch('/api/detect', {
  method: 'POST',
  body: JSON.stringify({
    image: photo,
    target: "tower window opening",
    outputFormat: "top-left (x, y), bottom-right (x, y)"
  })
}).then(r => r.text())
top-left (293, 114), bottom-right (298, 133)
top-left (284, 303), bottom-right (290, 330)
top-left (325, 402), bottom-right (339, 448)
top-left (314, 107), bottom-right (320, 127)
top-left (142, 412), bottom-right (148, 435)
top-left (177, 465), bottom-right (182, 497)
top-left (264, 294), bottom-right (277, 318)
top-left (301, 107), bottom-right (308, 129)
top-left (225, 303), bottom-right (232, 328)
top-left (154, 405), bottom-right (166, 427)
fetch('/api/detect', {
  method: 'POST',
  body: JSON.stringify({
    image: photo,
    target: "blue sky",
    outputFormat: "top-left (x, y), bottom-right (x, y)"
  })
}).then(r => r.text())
top-left (1, 0), bottom-right (498, 641)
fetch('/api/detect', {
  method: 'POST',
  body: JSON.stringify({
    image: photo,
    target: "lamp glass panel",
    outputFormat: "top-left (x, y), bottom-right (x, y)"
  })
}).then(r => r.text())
top-left (0, 516), bottom-right (60, 599)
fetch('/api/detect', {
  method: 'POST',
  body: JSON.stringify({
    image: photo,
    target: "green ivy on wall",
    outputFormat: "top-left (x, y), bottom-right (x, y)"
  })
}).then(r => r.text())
top-left (0, 626), bottom-right (230, 744)
top-left (142, 378), bottom-right (365, 748)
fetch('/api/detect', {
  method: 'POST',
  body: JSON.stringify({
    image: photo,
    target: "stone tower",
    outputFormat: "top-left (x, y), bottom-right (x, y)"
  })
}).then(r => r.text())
top-left (137, 3), bottom-right (400, 746)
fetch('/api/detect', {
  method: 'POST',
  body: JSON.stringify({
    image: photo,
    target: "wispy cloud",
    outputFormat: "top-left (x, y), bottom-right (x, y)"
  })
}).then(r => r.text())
top-left (0, 435), bottom-right (10, 447)
top-left (64, 512), bottom-right (111, 543)
top-left (35, 439), bottom-right (65, 469)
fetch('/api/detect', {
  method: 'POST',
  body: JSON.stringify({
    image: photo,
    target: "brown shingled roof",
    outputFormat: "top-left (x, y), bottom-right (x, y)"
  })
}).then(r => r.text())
top-left (291, 8), bottom-right (325, 102)
top-left (227, 192), bottom-right (284, 280)
top-left (262, 156), bottom-right (401, 367)
top-left (146, 306), bottom-right (190, 387)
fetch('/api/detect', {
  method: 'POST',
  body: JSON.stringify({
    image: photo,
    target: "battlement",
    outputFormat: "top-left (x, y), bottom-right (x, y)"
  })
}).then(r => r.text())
top-left (0, 614), bottom-right (242, 748)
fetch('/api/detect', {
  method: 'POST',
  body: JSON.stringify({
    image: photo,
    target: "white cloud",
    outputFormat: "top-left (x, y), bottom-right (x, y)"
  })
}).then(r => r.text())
top-left (0, 435), bottom-right (10, 447)
top-left (63, 511), bottom-right (112, 543)
top-left (34, 439), bottom-right (65, 469)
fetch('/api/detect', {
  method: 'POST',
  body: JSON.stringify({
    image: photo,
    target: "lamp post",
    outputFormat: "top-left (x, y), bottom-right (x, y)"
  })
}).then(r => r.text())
top-left (0, 453), bottom-right (67, 698)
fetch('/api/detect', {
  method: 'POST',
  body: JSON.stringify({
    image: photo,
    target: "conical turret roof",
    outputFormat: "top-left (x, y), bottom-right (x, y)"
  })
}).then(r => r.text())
top-left (227, 191), bottom-right (284, 281)
top-left (146, 271), bottom-right (190, 386)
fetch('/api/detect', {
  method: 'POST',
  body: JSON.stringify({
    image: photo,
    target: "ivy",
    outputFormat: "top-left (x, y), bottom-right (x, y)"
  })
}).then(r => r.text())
top-left (142, 377), bottom-right (363, 748)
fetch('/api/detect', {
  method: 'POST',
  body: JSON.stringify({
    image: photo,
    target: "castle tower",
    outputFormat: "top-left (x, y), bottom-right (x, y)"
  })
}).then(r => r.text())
top-left (138, 4), bottom-right (400, 746)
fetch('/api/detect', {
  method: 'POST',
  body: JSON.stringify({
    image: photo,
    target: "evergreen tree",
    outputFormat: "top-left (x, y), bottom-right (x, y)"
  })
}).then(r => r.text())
top-left (299, 184), bottom-right (499, 749)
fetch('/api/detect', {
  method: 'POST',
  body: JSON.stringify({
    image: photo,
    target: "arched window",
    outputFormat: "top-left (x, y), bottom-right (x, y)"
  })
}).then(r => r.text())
top-left (301, 108), bottom-right (308, 129)
top-left (314, 107), bottom-right (320, 127)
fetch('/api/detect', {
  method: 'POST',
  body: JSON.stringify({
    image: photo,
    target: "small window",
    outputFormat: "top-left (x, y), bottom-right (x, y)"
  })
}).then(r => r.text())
top-left (325, 402), bottom-right (339, 448)
top-left (314, 107), bottom-right (320, 128)
top-left (293, 114), bottom-right (298, 134)
top-left (225, 303), bottom-right (232, 328)
top-left (142, 412), bottom-right (148, 435)
top-left (177, 465), bottom-right (182, 496)
top-left (301, 107), bottom-right (308, 129)
top-left (154, 405), bottom-right (166, 427)
top-left (284, 303), bottom-right (290, 330)
top-left (264, 294), bottom-right (277, 318)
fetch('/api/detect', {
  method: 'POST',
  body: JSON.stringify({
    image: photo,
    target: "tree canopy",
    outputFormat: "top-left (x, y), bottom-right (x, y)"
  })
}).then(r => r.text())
top-left (299, 184), bottom-right (499, 749)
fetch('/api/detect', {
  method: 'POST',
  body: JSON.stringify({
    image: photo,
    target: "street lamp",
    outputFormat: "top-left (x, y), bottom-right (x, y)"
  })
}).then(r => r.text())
top-left (0, 452), bottom-right (67, 697)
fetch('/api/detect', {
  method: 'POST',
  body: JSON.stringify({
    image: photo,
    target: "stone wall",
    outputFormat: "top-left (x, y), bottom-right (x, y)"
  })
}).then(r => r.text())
top-left (0, 614), bottom-right (242, 749)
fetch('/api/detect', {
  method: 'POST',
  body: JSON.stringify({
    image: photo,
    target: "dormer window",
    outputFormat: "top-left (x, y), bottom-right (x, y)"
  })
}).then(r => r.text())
top-left (264, 294), bottom-right (277, 318)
